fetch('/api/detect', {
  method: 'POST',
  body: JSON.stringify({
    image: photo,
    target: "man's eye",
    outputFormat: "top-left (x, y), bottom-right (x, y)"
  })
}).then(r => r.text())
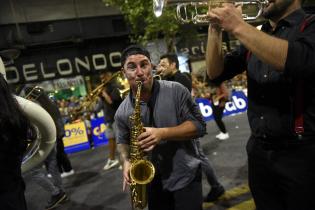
top-left (127, 65), bottom-right (136, 70)
top-left (141, 63), bottom-right (149, 68)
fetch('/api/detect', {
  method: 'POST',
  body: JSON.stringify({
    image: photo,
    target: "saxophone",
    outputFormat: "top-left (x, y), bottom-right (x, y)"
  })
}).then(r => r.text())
top-left (129, 81), bottom-right (155, 210)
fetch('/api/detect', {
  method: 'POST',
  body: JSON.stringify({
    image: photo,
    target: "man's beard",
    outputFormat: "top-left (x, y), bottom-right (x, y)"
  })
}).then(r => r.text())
top-left (262, 0), bottom-right (293, 20)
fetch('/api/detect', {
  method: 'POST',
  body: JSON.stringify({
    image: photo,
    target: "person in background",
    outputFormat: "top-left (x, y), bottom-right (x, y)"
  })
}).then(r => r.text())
top-left (207, 81), bottom-right (230, 140)
top-left (24, 87), bottom-right (69, 210)
top-left (158, 53), bottom-right (192, 91)
top-left (0, 57), bottom-right (30, 210)
top-left (116, 45), bottom-right (207, 210)
top-left (206, 0), bottom-right (315, 209)
top-left (94, 71), bottom-right (123, 170)
top-left (28, 87), bottom-right (75, 178)
top-left (159, 53), bottom-right (225, 202)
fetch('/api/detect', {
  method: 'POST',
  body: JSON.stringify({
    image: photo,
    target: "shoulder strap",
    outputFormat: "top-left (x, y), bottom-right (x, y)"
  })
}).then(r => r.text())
top-left (294, 14), bottom-right (315, 135)
top-left (246, 50), bottom-right (252, 62)
top-left (299, 14), bottom-right (315, 32)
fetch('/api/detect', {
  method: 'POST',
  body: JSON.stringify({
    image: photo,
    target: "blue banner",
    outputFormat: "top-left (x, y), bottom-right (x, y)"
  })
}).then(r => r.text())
top-left (91, 117), bottom-right (109, 147)
top-left (196, 90), bottom-right (248, 122)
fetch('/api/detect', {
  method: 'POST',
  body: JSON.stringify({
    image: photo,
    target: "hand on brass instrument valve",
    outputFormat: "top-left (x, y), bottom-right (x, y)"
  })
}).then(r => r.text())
top-left (207, 2), bottom-right (243, 32)
top-left (137, 127), bottom-right (165, 152)
top-left (122, 160), bottom-right (131, 191)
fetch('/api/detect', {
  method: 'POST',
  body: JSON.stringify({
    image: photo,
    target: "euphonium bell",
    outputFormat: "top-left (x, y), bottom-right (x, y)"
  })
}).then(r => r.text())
top-left (17, 95), bottom-right (56, 173)
top-left (153, 0), bottom-right (269, 24)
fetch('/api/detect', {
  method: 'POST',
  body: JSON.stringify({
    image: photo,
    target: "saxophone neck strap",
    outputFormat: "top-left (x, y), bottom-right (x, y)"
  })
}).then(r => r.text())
top-left (148, 80), bottom-right (160, 127)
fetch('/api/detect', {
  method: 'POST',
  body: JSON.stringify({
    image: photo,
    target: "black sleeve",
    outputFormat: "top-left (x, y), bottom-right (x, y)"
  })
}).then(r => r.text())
top-left (209, 45), bottom-right (248, 85)
top-left (285, 17), bottom-right (315, 78)
top-left (176, 73), bottom-right (192, 92)
top-left (108, 82), bottom-right (123, 110)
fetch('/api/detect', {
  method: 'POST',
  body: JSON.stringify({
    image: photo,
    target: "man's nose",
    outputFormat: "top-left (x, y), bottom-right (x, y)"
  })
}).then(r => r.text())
top-left (135, 66), bottom-right (144, 75)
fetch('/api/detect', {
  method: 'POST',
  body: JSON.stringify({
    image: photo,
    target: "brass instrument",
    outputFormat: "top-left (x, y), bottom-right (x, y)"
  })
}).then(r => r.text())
top-left (153, 0), bottom-right (269, 24)
top-left (71, 71), bottom-right (126, 118)
top-left (25, 85), bottom-right (44, 100)
top-left (153, 74), bottom-right (162, 80)
top-left (84, 71), bottom-right (124, 107)
top-left (119, 87), bottom-right (130, 98)
top-left (16, 93), bottom-right (57, 173)
top-left (129, 81), bottom-right (155, 210)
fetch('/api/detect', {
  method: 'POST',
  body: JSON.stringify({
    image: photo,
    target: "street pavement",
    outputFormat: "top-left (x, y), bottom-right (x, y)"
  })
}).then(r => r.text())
top-left (24, 112), bottom-right (253, 210)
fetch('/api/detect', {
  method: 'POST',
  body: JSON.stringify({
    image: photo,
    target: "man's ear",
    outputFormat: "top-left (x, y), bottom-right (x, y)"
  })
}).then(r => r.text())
top-left (170, 62), bottom-right (176, 70)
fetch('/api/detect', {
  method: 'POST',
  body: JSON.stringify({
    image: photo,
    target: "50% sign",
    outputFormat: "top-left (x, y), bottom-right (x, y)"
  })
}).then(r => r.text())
top-left (65, 127), bottom-right (85, 138)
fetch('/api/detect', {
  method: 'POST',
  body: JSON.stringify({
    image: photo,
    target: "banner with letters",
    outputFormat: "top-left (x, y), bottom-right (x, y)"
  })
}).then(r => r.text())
top-left (91, 117), bottom-right (109, 147)
top-left (196, 90), bottom-right (248, 122)
top-left (63, 121), bottom-right (90, 153)
top-left (4, 38), bottom-right (128, 84)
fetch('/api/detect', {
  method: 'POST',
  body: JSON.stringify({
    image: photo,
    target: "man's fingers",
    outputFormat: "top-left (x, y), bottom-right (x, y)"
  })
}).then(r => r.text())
top-left (207, 11), bottom-right (221, 20)
top-left (137, 129), bottom-right (150, 141)
top-left (143, 145), bottom-right (155, 152)
top-left (140, 136), bottom-right (156, 149)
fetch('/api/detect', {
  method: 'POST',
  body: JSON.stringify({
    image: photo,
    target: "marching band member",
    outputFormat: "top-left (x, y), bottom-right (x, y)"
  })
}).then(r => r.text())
top-left (115, 45), bottom-right (206, 210)
top-left (206, 0), bottom-right (315, 209)
top-left (0, 57), bottom-right (31, 210)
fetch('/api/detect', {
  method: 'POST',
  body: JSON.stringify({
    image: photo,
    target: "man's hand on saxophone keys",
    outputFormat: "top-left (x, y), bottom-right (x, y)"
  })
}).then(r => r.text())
top-left (137, 127), bottom-right (166, 152)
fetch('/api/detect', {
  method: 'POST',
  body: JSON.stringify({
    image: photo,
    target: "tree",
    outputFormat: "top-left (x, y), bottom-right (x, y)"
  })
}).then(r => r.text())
top-left (102, 0), bottom-right (198, 52)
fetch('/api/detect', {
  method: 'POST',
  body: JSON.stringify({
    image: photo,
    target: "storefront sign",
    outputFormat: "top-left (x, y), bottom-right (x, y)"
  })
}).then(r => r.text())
top-left (53, 76), bottom-right (85, 90)
top-left (196, 90), bottom-right (248, 122)
top-left (174, 39), bottom-right (207, 57)
top-left (5, 39), bottom-right (128, 84)
top-left (63, 121), bottom-right (90, 153)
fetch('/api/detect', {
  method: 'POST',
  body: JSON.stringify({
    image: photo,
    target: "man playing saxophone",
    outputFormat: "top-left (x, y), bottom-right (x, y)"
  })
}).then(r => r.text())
top-left (115, 45), bottom-right (206, 210)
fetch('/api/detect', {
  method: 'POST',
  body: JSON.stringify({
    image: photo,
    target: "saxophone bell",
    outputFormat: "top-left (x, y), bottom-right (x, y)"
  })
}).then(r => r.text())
top-left (130, 159), bottom-right (155, 185)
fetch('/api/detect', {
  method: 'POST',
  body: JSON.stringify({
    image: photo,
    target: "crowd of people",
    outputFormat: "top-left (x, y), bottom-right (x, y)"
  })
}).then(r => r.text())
top-left (1, 0), bottom-right (315, 209)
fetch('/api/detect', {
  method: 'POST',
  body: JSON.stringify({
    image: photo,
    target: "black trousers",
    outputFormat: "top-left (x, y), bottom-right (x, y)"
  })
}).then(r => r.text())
top-left (246, 136), bottom-right (315, 210)
top-left (211, 103), bottom-right (226, 133)
top-left (56, 138), bottom-right (73, 173)
top-left (148, 168), bottom-right (202, 210)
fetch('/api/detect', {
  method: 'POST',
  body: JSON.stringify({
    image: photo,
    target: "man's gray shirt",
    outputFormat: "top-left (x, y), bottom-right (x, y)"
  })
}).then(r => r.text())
top-left (115, 80), bottom-right (206, 191)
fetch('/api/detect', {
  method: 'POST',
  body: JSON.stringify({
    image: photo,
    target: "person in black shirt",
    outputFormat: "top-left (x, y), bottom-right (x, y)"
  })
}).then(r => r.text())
top-left (206, 0), bottom-right (315, 209)
top-left (158, 53), bottom-right (192, 92)
top-left (159, 53), bottom-right (225, 202)
top-left (95, 72), bottom-right (123, 170)
top-left (0, 58), bottom-right (29, 210)
top-left (24, 87), bottom-right (69, 210)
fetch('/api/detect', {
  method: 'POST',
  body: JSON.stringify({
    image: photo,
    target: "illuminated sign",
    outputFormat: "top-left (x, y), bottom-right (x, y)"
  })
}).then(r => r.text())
top-left (196, 90), bottom-right (248, 122)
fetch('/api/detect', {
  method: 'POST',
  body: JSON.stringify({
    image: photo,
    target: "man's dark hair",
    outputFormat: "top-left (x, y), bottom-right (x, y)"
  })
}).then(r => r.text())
top-left (121, 45), bottom-right (151, 66)
top-left (160, 53), bottom-right (179, 69)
